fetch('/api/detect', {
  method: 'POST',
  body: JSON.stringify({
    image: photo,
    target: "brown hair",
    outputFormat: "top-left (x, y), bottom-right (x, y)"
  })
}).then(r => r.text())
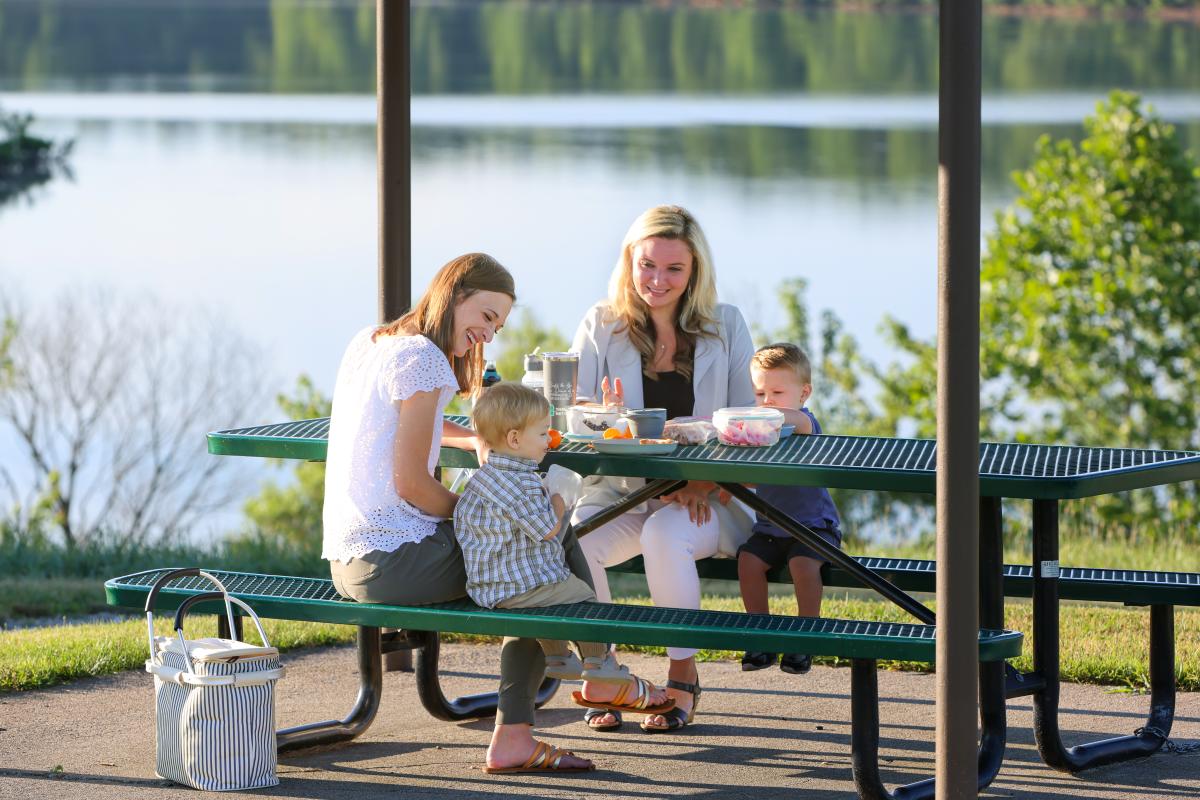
top-left (752, 342), bottom-right (812, 385)
top-left (471, 383), bottom-right (550, 447)
top-left (607, 205), bottom-right (720, 382)
top-left (375, 253), bottom-right (515, 396)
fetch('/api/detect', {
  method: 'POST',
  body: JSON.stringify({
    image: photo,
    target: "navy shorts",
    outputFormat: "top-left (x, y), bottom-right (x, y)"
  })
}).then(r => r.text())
top-left (737, 526), bottom-right (842, 570)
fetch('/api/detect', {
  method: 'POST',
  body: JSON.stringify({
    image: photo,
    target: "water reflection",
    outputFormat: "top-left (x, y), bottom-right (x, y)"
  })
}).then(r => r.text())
top-left (1, 1), bottom-right (1197, 95)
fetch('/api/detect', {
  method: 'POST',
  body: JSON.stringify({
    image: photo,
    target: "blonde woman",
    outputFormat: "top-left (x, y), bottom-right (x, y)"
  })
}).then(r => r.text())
top-left (570, 205), bottom-right (756, 733)
top-left (325, 253), bottom-right (635, 772)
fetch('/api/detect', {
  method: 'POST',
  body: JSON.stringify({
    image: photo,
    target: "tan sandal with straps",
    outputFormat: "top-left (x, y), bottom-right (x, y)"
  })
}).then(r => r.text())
top-left (482, 740), bottom-right (595, 774)
top-left (571, 674), bottom-right (676, 716)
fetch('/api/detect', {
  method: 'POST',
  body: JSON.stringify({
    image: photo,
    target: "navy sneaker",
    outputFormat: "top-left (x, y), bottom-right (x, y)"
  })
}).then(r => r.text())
top-left (780, 653), bottom-right (812, 675)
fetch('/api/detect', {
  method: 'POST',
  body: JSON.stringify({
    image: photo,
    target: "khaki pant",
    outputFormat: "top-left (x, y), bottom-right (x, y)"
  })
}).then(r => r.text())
top-left (497, 574), bottom-right (606, 662)
top-left (329, 517), bottom-right (594, 725)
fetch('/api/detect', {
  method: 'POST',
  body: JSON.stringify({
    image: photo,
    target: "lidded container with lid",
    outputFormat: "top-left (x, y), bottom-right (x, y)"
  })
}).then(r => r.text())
top-left (713, 406), bottom-right (785, 447)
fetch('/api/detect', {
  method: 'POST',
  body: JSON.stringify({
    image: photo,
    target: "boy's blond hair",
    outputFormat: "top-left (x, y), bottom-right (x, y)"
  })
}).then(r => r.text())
top-left (471, 383), bottom-right (551, 447)
top-left (752, 342), bottom-right (812, 385)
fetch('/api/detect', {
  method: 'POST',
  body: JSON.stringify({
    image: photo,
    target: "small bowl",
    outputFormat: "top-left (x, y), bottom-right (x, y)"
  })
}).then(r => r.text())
top-left (566, 403), bottom-right (623, 435)
top-left (622, 408), bottom-right (668, 439)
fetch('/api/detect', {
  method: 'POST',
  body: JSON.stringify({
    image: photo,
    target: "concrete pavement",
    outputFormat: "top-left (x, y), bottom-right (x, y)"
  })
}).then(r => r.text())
top-left (0, 642), bottom-right (1197, 799)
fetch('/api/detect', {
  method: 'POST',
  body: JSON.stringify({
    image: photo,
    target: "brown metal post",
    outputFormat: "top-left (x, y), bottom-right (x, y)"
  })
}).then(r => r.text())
top-left (378, 0), bottom-right (413, 671)
top-left (936, 0), bottom-right (982, 795)
top-left (378, 0), bottom-right (411, 324)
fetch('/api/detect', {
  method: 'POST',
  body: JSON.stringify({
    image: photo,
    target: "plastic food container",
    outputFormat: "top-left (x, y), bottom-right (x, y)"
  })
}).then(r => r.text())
top-left (566, 403), bottom-right (624, 435)
top-left (713, 406), bottom-right (785, 447)
top-left (662, 416), bottom-right (718, 445)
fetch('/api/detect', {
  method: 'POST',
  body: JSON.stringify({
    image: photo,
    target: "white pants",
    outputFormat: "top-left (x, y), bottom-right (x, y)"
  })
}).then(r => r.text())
top-left (573, 499), bottom-right (722, 660)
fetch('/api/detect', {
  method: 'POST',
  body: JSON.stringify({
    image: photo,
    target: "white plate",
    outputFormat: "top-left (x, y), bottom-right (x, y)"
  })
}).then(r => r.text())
top-left (590, 440), bottom-right (677, 455)
top-left (563, 432), bottom-right (602, 442)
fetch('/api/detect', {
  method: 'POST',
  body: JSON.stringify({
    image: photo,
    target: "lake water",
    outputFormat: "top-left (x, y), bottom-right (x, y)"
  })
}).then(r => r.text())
top-left (3, 0), bottom-right (1197, 400)
top-left (1, 1), bottom-right (1198, 538)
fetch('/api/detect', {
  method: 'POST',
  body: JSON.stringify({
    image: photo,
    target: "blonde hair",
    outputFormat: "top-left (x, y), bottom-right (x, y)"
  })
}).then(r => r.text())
top-left (375, 253), bottom-right (515, 397)
top-left (752, 342), bottom-right (812, 385)
top-left (471, 383), bottom-right (550, 448)
top-left (607, 204), bottom-right (720, 381)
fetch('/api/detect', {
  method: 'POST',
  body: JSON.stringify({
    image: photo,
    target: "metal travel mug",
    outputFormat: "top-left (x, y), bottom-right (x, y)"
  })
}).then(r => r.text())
top-left (541, 352), bottom-right (579, 431)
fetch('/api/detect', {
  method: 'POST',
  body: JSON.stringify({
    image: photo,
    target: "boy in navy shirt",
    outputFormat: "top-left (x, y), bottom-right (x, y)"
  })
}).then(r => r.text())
top-left (735, 343), bottom-right (842, 674)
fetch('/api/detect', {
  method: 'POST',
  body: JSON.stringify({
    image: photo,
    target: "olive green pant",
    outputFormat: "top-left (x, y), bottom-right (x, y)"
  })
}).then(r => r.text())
top-left (497, 574), bottom-right (607, 662)
top-left (330, 518), bottom-right (594, 725)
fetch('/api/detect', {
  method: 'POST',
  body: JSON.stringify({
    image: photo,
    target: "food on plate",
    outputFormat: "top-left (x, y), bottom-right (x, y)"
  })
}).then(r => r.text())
top-left (713, 406), bottom-right (785, 447)
top-left (603, 426), bottom-right (633, 440)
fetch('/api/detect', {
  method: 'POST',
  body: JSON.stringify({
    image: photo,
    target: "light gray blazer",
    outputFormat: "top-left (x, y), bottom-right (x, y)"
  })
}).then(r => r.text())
top-left (570, 301), bottom-right (756, 415)
top-left (569, 301), bottom-right (757, 555)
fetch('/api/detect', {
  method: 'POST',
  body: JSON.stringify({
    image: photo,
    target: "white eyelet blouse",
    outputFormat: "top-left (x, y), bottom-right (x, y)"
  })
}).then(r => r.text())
top-left (321, 329), bottom-right (459, 563)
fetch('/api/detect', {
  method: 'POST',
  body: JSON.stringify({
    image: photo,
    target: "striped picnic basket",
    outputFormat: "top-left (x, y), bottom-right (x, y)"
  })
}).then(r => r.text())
top-left (144, 569), bottom-right (286, 791)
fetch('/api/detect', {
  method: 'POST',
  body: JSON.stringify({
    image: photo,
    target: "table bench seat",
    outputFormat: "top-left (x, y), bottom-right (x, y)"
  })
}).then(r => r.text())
top-left (105, 568), bottom-right (1022, 664)
top-left (610, 556), bottom-right (1200, 607)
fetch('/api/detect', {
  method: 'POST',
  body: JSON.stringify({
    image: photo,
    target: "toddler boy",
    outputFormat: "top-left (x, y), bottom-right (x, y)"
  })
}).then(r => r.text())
top-left (454, 383), bottom-right (633, 684)
top-left (736, 343), bottom-right (842, 674)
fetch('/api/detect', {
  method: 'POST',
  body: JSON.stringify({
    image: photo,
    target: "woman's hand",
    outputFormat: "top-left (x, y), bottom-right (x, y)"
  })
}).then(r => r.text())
top-left (661, 481), bottom-right (716, 526)
top-left (600, 376), bottom-right (625, 408)
top-left (472, 434), bottom-right (490, 467)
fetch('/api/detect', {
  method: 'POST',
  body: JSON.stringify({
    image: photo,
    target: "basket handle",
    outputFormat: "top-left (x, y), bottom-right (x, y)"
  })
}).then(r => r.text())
top-left (166, 593), bottom-right (273, 675)
top-left (144, 568), bottom-right (236, 665)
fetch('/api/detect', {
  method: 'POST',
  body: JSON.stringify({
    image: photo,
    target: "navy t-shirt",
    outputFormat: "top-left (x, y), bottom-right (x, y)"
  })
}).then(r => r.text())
top-left (752, 408), bottom-right (842, 538)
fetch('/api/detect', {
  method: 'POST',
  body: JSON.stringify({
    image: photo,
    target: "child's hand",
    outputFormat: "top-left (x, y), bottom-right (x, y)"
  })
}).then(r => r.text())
top-left (550, 493), bottom-right (566, 518)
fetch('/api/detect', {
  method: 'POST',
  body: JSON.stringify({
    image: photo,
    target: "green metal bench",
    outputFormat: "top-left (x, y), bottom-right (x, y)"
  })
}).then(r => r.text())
top-left (106, 566), bottom-right (1022, 800)
top-left (614, 553), bottom-right (1200, 607)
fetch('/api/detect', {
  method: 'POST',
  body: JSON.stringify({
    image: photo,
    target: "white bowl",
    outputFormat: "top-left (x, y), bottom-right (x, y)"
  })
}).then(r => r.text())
top-left (566, 404), bottom-right (623, 435)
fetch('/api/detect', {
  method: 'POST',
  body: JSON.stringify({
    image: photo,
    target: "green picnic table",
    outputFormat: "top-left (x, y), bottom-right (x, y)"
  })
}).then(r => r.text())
top-left (211, 417), bottom-right (1200, 767)
top-left (203, 415), bottom-right (1200, 780)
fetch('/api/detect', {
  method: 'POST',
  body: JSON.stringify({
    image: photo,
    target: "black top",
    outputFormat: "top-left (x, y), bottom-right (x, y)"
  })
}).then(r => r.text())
top-left (642, 370), bottom-right (694, 420)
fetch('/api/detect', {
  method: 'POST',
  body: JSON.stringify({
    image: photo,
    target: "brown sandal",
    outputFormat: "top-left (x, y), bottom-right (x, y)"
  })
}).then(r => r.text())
top-left (482, 740), bottom-right (595, 774)
top-left (571, 674), bottom-right (676, 716)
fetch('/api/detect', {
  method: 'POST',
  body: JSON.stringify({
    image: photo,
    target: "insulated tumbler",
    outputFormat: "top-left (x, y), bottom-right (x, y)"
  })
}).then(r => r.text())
top-left (541, 352), bottom-right (579, 431)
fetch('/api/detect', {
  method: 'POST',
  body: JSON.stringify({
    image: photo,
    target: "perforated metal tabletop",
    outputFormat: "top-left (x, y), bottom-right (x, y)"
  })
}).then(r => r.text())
top-left (208, 416), bottom-right (1200, 499)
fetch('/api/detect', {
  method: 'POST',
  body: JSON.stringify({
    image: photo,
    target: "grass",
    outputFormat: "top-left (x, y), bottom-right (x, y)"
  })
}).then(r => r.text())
top-left (3, 530), bottom-right (1197, 694)
top-left (0, 578), bottom-right (112, 621)
top-left (2, 591), bottom-right (1197, 694)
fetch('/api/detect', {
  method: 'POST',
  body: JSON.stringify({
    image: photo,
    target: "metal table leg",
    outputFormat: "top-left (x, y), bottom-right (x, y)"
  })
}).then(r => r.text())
top-left (850, 656), bottom-right (1008, 800)
top-left (411, 630), bottom-right (559, 721)
top-left (277, 625), bottom-right (383, 752)
top-left (1031, 498), bottom-right (1175, 771)
top-left (573, 478), bottom-right (685, 537)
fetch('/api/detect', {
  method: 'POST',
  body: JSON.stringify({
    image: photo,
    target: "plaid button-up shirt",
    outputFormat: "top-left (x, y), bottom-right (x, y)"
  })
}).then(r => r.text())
top-left (453, 453), bottom-right (571, 608)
